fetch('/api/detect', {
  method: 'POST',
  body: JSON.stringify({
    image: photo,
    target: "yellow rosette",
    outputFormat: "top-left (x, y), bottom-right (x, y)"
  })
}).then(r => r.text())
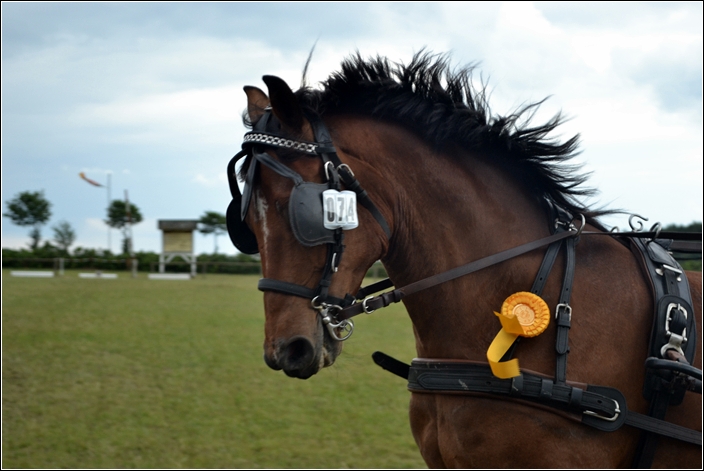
top-left (487, 292), bottom-right (550, 379)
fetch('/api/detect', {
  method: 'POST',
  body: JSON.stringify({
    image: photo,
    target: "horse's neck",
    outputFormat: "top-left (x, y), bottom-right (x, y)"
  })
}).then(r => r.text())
top-left (337, 118), bottom-right (552, 358)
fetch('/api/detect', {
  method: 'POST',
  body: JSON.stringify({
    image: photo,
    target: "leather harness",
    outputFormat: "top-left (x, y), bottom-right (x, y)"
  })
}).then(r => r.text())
top-left (368, 207), bottom-right (701, 467)
top-left (228, 112), bottom-right (702, 467)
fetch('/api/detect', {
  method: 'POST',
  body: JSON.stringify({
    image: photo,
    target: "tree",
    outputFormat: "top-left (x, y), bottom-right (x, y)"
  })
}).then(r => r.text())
top-left (663, 222), bottom-right (702, 233)
top-left (106, 200), bottom-right (143, 254)
top-left (199, 211), bottom-right (227, 253)
top-left (3, 190), bottom-right (52, 250)
top-left (52, 220), bottom-right (77, 254)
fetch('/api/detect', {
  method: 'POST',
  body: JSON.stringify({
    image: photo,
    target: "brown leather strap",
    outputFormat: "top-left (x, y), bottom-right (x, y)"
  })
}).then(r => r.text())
top-left (339, 229), bottom-right (701, 321)
top-left (338, 230), bottom-right (577, 320)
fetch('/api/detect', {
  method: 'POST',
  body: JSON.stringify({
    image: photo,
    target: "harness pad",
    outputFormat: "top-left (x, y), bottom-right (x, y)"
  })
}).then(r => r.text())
top-left (631, 237), bottom-right (697, 405)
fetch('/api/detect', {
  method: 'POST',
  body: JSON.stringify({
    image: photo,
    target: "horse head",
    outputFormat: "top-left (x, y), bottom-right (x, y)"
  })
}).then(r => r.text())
top-left (230, 75), bottom-right (391, 379)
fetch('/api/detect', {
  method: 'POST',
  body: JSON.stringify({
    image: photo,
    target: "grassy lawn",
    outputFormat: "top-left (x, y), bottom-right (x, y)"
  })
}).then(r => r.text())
top-left (2, 270), bottom-right (425, 468)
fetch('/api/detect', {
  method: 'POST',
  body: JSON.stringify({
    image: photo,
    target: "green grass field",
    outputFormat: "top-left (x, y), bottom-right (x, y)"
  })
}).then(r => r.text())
top-left (2, 270), bottom-right (426, 468)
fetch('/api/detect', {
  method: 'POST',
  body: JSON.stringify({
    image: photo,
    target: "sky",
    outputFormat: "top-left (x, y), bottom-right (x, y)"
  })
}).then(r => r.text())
top-left (2, 2), bottom-right (702, 256)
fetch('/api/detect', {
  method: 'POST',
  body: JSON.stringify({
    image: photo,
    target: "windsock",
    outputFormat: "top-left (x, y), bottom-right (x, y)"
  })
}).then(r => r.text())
top-left (79, 172), bottom-right (103, 187)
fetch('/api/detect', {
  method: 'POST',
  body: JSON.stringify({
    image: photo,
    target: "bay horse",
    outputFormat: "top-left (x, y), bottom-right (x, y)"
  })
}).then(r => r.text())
top-left (226, 52), bottom-right (702, 468)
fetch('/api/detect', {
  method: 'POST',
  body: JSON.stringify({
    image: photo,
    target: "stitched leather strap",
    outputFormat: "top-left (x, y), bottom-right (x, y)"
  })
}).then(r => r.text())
top-left (401, 358), bottom-right (702, 446)
top-left (626, 410), bottom-right (702, 446)
top-left (408, 361), bottom-right (620, 418)
top-left (338, 230), bottom-right (578, 320)
top-left (555, 236), bottom-right (576, 384)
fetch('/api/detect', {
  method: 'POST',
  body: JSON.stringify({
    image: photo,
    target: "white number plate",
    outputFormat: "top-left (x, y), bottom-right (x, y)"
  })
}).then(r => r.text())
top-left (322, 190), bottom-right (359, 230)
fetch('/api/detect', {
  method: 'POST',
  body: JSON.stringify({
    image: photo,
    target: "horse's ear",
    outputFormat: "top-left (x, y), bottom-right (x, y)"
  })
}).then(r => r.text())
top-left (244, 86), bottom-right (269, 124)
top-left (262, 75), bottom-right (305, 132)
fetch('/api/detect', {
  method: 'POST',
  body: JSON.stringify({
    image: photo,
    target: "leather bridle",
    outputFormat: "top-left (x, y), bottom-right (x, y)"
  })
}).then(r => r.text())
top-left (226, 109), bottom-right (391, 340)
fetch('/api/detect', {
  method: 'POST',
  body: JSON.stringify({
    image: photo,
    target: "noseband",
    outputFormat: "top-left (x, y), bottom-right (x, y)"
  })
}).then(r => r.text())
top-left (226, 109), bottom-right (391, 340)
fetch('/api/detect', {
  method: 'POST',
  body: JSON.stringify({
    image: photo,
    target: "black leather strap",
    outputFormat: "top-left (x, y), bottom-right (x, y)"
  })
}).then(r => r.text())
top-left (372, 351), bottom-right (410, 379)
top-left (555, 236), bottom-right (576, 384)
top-left (626, 409), bottom-right (702, 446)
top-left (257, 277), bottom-right (354, 308)
top-left (337, 165), bottom-right (392, 238)
top-left (408, 361), bottom-right (620, 418)
top-left (338, 230), bottom-right (578, 320)
top-left (399, 358), bottom-right (702, 446)
top-left (530, 239), bottom-right (563, 295)
top-left (355, 278), bottom-right (395, 299)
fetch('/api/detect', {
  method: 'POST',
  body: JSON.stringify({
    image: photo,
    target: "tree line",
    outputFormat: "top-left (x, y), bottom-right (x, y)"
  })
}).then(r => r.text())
top-left (2, 189), bottom-right (701, 272)
top-left (3, 190), bottom-right (228, 256)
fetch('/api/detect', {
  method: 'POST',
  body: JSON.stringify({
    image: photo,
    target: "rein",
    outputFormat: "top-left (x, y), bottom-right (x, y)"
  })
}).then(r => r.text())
top-left (337, 228), bottom-right (579, 320)
top-left (339, 229), bottom-right (702, 321)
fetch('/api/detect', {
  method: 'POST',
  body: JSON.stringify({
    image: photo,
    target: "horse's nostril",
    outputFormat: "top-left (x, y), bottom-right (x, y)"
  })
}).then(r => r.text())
top-left (284, 337), bottom-right (314, 366)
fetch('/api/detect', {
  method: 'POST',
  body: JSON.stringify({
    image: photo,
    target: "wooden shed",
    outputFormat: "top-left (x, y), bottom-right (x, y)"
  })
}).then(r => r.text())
top-left (157, 220), bottom-right (198, 276)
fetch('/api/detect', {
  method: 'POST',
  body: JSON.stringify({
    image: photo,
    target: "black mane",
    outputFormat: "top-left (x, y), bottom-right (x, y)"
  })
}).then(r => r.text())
top-left (244, 51), bottom-right (613, 222)
top-left (296, 51), bottom-right (611, 221)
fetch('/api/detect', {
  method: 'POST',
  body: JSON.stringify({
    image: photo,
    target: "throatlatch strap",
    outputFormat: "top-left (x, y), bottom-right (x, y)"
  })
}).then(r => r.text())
top-left (555, 236), bottom-right (576, 384)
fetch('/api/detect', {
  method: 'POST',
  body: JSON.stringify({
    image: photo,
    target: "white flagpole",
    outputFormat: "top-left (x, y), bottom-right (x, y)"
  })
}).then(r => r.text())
top-left (107, 172), bottom-right (112, 253)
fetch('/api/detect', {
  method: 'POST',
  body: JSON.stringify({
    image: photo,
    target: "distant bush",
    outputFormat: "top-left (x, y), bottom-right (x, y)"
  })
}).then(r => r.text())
top-left (1, 248), bottom-right (263, 273)
top-left (663, 222), bottom-right (702, 272)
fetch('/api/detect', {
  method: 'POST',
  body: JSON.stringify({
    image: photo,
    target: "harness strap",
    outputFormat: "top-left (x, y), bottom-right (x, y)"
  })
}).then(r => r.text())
top-left (373, 355), bottom-right (703, 446)
top-left (555, 236), bottom-right (576, 384)
top-left (337, 165), bottom-right (392, 238)
top-left (308, 114), bottom-right (392, 239)
top-left (499, 201), bottom-right (572, 363)
top-left (342, 229), bottom-right (701, 321)
top-left (356, 278), bottom-right (395, 299)
top-left (629, 237), bottom-right (698, 468)
top-left (530, 237), bottom-right (563, 295)
top-left (338, 229), bottom-right (578, 320)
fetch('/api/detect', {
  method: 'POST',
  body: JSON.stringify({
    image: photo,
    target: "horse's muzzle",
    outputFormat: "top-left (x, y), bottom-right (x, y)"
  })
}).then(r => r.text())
top-left (264, 335), bottom-right (320, 379)
top-left (263, 321), bottom-right (343, 379)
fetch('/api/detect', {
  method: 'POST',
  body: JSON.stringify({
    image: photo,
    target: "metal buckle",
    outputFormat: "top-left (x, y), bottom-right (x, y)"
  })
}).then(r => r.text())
top-left (554, 213), bottom-right (585, 237)
top-left (313, 297), bottom-right (354, 341)
top-left (311, 296), bottom-right (342, 313)
top-left (324, 161), bottom-right (336, 182)
top-left (362, 296), bottom-right (376, 314)
top-left (584, 398), bottom-right (621, 422)
top-left (338, 163), bottom-right (355, 178)
top-left (555, 303), bottom-right (572, 321)
top-left (330, 253), bottom-right (339, 273)
top-left (661, 303), bottom-right (688, 357)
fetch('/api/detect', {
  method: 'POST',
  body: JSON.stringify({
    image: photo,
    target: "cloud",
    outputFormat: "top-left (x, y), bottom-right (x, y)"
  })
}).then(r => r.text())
top-left (2, 2), bottom-right (701, 260)
top-left (193, 173), bottom-right (227, 187)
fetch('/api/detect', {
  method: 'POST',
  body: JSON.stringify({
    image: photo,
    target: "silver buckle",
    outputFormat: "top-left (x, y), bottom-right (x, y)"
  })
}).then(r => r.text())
top-left (324, 161), bottom-right (335, 181)
top-left (584, 398), bottom-right (621, 422)
top-left (555, 303), bottom-right (572, 321)
top-left (362, 296), bottom-right (376, 314)
top-left (661, 303), bottom-right (688, 357)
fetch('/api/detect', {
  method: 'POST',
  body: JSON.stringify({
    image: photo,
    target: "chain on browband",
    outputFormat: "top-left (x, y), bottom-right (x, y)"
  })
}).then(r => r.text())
top-left (242, 132), bottom-right (320, 155)
top-left (236, 110), bottom-right (391, 341)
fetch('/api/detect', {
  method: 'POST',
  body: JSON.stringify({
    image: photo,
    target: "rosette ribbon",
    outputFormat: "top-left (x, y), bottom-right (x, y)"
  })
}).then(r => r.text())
top-left (487, 292), bottom-right (550, 379)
